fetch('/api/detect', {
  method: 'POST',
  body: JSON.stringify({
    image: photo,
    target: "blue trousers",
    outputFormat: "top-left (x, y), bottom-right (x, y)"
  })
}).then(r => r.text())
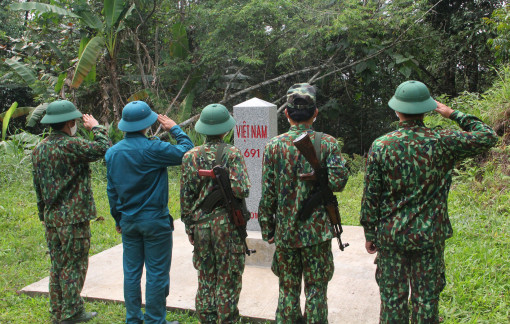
top-left (121, 217), bottom-right (173, 324)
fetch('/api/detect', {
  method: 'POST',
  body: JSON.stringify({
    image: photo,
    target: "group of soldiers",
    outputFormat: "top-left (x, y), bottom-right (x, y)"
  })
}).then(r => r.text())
top-left (31, 80), bottom-right (497, 324)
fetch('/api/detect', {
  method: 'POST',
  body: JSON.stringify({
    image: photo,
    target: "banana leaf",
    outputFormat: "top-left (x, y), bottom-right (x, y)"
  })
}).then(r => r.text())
top-left (104, 0), bottom-right (126, 30)
top-left (2, 102), bottom-right (18, 141)
top-left (0, 107), bottom-right (34, 122)
top-left (26, 103), bottom-right (49, 128)
top-left (77, 9), bottom-right (103, 30)
top-left (4, 58), bottom-right (37, 85)
top-left (71, 36), bottom-right (105, 89)
top-left (9, 2), bottom-right (79, 18)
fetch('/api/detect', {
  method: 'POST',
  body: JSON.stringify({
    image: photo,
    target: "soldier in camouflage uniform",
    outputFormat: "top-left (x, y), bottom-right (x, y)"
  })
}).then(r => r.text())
top-left (258, 83), bottom-right (349, 323)
top-left (32, 100), bottom-right (111, 324)
top-left (360, 80), bottom-right (498, 323)
top-left (180, 104), bottom-right (251, 324)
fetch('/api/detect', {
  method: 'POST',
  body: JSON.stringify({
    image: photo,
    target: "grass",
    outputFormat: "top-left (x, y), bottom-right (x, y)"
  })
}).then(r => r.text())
top-left (1, 150), bottom-right (509, 323)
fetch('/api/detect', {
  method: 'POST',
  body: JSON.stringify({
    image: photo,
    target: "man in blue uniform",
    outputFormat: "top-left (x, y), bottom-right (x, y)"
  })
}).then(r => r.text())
top-left (106, 101), bottom-right (193, 324)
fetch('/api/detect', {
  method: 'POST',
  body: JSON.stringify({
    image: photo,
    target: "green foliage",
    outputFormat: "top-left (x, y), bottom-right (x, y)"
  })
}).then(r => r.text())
top-left (0, 0), bottom-right (507, 153)
top-left (3, 58), bottom-right (37, 85)
top-left (107, 123), bottom-right (125, 144)
top-left (26, 103), bottom-right (49, 128)
top-left (71, 36), bottom-right (105, 89)
top-left (485, 5), bottom-right (510, 63)
top-left (9, 2), bottom-right (79, 18)
top-left (425, 65), bottom-right (510, 136)
top-left (1, 102), bottom-right (18, 141)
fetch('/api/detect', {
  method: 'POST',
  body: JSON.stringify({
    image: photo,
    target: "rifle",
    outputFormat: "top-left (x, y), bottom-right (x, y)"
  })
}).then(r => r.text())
top-left (293, 133), bottom-right (349, 251)
top-left (198, 166), bottom-right (256, 256)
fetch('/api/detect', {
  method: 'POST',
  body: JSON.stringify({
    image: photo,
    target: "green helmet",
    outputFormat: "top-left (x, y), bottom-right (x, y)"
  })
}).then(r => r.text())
top-left (195, 104), bottom-right (236, 136)
top-left (287, 83), bottom-right (316, 109)
top-left (388, 80), bottom-right (437, 114)
top-left (118, 101), bottom-right (158, 132)
top-left (41, 100), bottom-right (83, 124)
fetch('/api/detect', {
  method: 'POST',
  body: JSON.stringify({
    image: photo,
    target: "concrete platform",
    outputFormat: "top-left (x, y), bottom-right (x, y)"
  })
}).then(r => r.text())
top-left (20, 220), bottom-right (380, 323)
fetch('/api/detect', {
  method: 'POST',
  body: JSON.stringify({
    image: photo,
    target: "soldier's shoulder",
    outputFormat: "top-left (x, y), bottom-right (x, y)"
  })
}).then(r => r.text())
top-left (224, 144), bottom-right (242, 154)
top-left (319, 132), bottom-right (338, 143)
top-left (266, 132), bottom-right (290, 146)
top-left (370, 131), bottom-right (401, 150)
top-left (184, 145), bottom-right (202, 157)
top-left (32, 137), bottom-right (53, 154)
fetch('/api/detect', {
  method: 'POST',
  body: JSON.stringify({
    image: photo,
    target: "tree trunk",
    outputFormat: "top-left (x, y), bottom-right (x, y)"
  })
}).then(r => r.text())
top-left (105, 56), bottom-right (124, 122)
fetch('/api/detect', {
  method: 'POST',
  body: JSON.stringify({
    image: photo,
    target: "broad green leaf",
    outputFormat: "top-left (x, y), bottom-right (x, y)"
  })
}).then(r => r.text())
top-left (356, 62), bottom-right (368, 74)
top-left (3, 58), bottom-right (37, 85)
top-left (26, 103), bottom-right (49, 128)
top-left (399, 66), bottom-right (412, 79)
top-left (169, 23), bottom-right (190, 60)
top-left (85, 65), bottom-right (97, 84)
top-left (54, 73), bottom-right (67, 93)
top-left (9, 132), bottom-right (42, 147)
top-left (77, 10), bottom-right (103, 30)
top-left (9, 2), bottom-right (79, 18)
top-left (116, 4), bottom-right (136, 34)
top-left (71, 36), bottom-right (105, 89)
top-left (2, 102), bottom-right (18, 141)
top-left (0, 107), bottom-right (34, 122)
top-left (104, 0), bottom-right (126, 30)
top-left (79, 37), bottom-right (90, 56)
top-left (78, 37), bottom-right (96, 83)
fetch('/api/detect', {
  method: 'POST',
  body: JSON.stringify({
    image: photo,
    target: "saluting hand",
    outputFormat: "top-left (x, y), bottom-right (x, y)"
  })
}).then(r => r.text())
top-left (82, 114), bottom-right (99, 130)
top-left (435, 101), bottom-right (454, 119)
top-left (158, 114), bottom-right (177, 131)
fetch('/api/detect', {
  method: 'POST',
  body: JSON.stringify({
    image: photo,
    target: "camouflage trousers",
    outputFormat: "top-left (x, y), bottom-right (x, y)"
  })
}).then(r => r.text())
top-left (45, 221), bottom-right (91, 322)
top-left (375, 243), bottom-right (446, 324)
top-left (271, 240), bottom-right (334, 324)
top-left (192, 217), bottom-right (245, 324)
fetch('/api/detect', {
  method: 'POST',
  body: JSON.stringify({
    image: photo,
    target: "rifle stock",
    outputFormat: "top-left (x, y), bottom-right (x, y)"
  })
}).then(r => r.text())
top-left (294, 133), bottom-right (321, 169)
top-left (293, 132), bottom-right (349, 251)
top-left (198, 166), bottom-right (256, 255)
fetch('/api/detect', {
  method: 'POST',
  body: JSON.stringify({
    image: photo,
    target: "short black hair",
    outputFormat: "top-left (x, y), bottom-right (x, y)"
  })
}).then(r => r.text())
top-left (287, 106), bottom-right (316, 122)
top-left (399, 112), bottom-right (425, 119)
top-left (287, 98), bottom-right (316, 122)
top-left (49, 121), bottom-right (67, 131)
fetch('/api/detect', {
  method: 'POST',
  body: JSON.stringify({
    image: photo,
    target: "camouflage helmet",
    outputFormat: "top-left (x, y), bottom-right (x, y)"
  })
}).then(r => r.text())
top-left (388, 80), bottom-right (437, 114)
top-left (286, 83), bottom-right (316, 109)
top-left (195, 103), bottom-right (236, 136)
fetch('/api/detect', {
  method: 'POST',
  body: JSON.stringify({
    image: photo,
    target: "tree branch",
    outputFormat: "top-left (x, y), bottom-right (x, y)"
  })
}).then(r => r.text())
top-left (154, 73), bottom-right (191, 135)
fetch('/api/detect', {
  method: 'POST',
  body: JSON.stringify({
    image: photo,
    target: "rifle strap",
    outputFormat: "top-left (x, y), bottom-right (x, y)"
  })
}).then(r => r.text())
top-left (190, 209), bottom-right (226, 225)
top-left (298, 132), bottom-right (324, 221)
top-left (199, 142), bottom-right (229, 168)
top-left (198, 142), bottom-right (230, 214)
top-left (314, 131), bottom-right (323, 162)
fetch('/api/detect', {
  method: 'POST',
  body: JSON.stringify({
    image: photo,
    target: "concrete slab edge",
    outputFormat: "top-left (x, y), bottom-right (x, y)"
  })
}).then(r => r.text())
top-left (17, 289), bottom-right (275, 323)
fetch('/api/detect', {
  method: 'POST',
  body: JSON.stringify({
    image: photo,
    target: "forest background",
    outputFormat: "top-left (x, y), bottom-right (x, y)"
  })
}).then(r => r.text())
top-left (0, 0), bottom-right (509, 323)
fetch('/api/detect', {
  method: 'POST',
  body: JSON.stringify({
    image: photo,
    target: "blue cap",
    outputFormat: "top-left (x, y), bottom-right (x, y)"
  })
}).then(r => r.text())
top-left (118, 101), bottom-right (158, 132)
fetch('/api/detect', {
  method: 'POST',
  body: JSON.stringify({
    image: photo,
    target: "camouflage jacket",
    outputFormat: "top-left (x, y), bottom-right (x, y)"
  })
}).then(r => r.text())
top-left (258, 124), bottom-right (349, 248)
top-left (180, 138), bottom-right (251, 235)
top-left (360, 111), bottom-right (498, 250)
top-left (32, 126), bottom-right (111, 227)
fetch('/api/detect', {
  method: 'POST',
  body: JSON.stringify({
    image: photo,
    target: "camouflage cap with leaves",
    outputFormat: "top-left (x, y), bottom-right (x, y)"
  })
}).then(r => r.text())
top-left (286, 83), bottom-right (316, 109)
